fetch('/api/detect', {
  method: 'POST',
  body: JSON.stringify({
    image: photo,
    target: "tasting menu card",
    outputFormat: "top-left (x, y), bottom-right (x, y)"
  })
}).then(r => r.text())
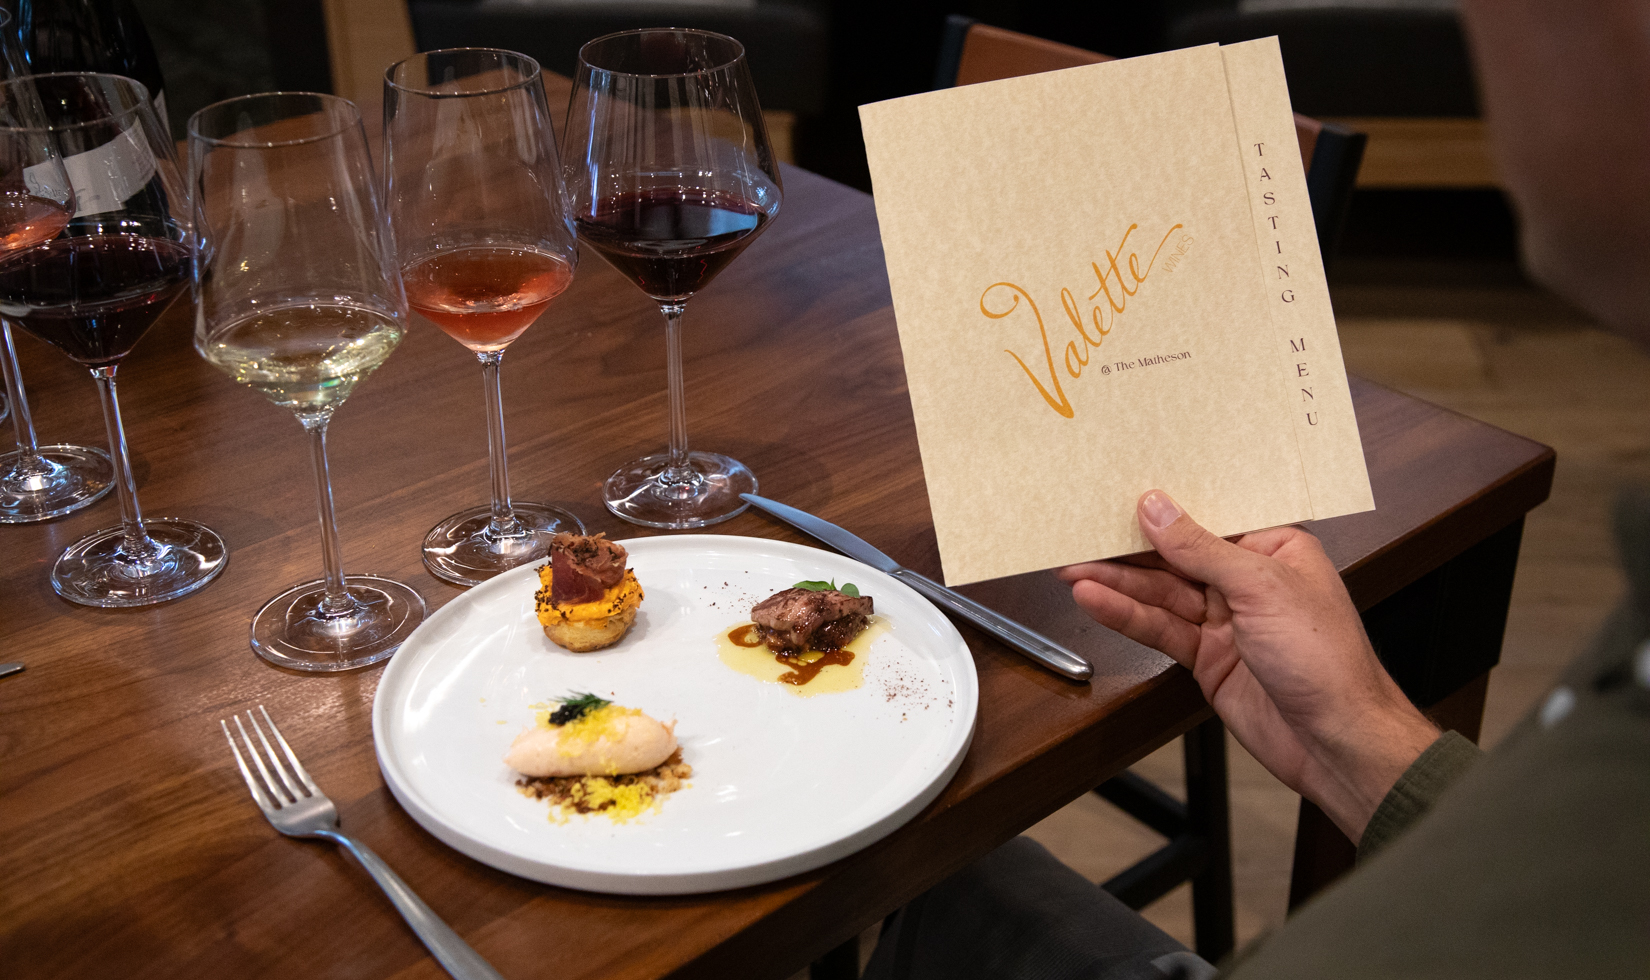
top-left (860, 37), bottom-right (1374, 586)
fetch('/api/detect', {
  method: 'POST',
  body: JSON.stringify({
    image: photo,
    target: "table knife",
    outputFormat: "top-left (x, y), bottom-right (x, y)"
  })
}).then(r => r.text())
top-left (740, 494), bottom-right (1093, 681)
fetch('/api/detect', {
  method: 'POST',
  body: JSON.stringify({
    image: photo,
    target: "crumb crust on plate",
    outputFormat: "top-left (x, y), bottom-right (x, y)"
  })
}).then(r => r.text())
top-left (516, 749), bottom-right (692, 822)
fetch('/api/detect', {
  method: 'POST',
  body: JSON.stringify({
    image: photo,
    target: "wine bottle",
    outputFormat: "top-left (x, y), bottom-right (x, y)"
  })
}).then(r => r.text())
top-left (15, 0), bottom-right (168, 131)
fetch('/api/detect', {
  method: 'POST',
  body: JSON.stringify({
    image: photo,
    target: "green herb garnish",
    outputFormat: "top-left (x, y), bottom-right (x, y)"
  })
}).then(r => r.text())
top-left (794, 579), bottom-right (860, 597)
top-left (548, 692), bottom-right (610, 726)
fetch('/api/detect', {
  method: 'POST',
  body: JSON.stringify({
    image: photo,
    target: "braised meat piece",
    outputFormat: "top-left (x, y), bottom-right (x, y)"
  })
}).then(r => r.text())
top-left (549, 533), bottom-right (628, 605)
top-left (750, 587), bottom-right (874, 653)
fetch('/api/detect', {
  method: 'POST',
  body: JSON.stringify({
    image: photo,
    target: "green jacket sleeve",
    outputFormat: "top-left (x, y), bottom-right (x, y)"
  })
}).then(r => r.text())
top-left (1356, 730), bottom-right (1482, 861)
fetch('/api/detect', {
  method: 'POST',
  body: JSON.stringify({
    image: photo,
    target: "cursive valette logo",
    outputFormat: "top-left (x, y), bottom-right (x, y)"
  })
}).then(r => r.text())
top-left (982, 223), bottom-right (1185, 418)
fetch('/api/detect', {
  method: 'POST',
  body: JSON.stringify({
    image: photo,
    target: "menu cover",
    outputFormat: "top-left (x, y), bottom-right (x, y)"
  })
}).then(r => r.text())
top-left (859, 37), bottom-right (1373, 586)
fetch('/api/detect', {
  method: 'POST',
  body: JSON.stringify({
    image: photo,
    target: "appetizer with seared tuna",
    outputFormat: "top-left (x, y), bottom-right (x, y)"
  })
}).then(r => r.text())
top-left (534, 533), bottom-right (643, 652)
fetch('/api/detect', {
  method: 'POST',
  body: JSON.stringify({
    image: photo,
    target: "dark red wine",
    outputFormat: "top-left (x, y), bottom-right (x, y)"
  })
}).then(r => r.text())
top-left (0, 234), bottom-right (189, 366)
top-left (575, 188), bottom-right (768, 301)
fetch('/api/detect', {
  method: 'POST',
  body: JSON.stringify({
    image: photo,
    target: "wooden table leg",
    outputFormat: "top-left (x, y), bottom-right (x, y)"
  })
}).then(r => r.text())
top-left (1093, 714), bottom-right (1234, 961)
top-left (1186, 716), bottom-right (1235, 961)
top-left (810, 937), bottom-right (860, 980)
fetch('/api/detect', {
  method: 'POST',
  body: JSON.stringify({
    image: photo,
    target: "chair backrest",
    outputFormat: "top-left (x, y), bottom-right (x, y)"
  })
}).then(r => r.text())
top-left (933, 15), bottom-right (1365, 268)
top-left (937, 18), bottom-right (1113, 87)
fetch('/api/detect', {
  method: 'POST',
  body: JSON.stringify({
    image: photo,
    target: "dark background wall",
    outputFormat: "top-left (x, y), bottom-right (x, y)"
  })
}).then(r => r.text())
top-left (131, 0), bottom-right (276, 139)
top-left (127, 0), bottom-right (1516, 267)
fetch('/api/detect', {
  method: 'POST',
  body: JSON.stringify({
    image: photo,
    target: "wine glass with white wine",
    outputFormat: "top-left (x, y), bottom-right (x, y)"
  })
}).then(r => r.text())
top-left (190, 92), bottom-right (423, 671)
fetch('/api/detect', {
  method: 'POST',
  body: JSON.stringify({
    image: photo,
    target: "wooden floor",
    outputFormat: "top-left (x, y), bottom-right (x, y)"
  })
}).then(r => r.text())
top-left (1025, 259), bottom-right (1650, 951)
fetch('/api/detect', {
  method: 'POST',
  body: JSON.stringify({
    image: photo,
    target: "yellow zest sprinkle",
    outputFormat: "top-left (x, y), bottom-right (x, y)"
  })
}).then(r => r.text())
top-left (528, 702), bottom-right (639, 742)
top-left (518, 755), bottom-right (692, 824)
top-left (561, 777), bottom-right (658, 822)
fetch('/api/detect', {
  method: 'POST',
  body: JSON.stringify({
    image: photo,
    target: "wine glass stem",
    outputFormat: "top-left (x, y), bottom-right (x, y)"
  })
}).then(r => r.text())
top-left (2, 320), bottom-right (41, 456)
top-left (90, 365), bottom-right (157, 561)
top-left (478, 350), bottom-right (521, 538)
top-left (661, 301), bottom-right (693, 484)
top-left (301, 416), bottom-right (355, 617)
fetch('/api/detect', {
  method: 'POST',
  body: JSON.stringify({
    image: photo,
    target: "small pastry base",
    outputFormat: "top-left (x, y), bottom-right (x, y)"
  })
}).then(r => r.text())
top-left (541, 604), bottom-right (639, 652)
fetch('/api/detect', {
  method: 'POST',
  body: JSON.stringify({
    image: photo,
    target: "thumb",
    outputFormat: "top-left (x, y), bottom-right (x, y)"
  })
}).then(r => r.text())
top-left (1137, 490), bottom-right (1264, 590)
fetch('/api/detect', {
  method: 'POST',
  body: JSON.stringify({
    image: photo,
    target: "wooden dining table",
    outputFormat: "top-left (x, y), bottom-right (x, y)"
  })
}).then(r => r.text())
top-left (0, 97), bottom-right (1553, 977)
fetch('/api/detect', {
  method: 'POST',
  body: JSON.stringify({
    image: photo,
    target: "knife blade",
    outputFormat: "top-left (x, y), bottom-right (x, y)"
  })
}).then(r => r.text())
top-left (740, 494), bottom-right (1092, 681)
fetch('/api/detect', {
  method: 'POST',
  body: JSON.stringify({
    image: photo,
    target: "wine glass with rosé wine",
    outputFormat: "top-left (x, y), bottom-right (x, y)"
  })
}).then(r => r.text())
top-left (564, 29), bottom-right (782, 529)
top-left (383, 48), bottom-right (583, 587)
top-left (0, 73), bottom-right (224, 606)
top-left (0, 21), bottom-right (114, 524)
top-left (190, 93), bottom-right (425, 672)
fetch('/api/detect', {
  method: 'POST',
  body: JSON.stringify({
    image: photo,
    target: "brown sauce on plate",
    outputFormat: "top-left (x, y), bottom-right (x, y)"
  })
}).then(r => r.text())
top-left (715, 619), bottom-right (884, 696)
top-left (775, 648), bottom-right (855, 687)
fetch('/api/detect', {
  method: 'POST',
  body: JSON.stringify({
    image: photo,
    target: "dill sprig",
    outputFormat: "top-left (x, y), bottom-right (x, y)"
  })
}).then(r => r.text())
top-left (548, 691), bottom-right (611, 726)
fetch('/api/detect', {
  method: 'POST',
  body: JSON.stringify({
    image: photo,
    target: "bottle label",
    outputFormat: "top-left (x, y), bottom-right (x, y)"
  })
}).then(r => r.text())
top-left (22, 124), bottom-right (157, 218)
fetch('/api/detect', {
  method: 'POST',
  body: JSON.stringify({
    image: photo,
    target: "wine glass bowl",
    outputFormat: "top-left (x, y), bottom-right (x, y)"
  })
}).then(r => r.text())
top-left (565, 28), bottom-right (782, 529)
top-left (384, 47), bottom-right (583, 586)
top-left (0, 72), bottom-right (222, 604)
top-left (403, 246), bottom-right (572, 352)
top-left (0, 68), bottom-right (113, 523)
top-left (191, 92), bottom-right (422, 670)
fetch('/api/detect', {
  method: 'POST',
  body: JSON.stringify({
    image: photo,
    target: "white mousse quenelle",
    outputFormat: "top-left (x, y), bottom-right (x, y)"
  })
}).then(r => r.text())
top-left (504, 693), bottom-right (677, 777)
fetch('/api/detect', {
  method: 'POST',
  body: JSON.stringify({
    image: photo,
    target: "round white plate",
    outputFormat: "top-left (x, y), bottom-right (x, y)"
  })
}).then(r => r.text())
top-left (373, 534), bottom-right (978, 895)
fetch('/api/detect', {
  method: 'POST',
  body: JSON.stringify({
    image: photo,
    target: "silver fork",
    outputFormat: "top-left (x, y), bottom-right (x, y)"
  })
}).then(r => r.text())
top-left (221, 706), bottom-right (506, 980)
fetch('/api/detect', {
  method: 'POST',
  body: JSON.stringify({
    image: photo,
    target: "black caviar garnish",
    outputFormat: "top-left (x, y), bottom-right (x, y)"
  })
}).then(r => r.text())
top-left (549, 691), bottom-right (610, 726)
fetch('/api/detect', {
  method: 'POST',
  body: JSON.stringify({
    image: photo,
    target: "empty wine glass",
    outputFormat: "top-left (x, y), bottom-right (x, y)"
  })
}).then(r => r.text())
top-left (384, 48), bottom-right (583, 586)
top-left (191, 92), bottom-right (424, 671)
top-left (0, 15), bottom-right (113, 523)
top-left (0, 73), bottom-right (224, 605)
top-left (565, 29), bottom-right (782, 529)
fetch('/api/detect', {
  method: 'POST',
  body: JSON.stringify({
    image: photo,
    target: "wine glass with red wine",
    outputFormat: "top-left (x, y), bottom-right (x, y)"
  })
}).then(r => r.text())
top-left (0, 73), bottom-right (224, 606)
top-left (192, 93), bottom-right (424, 671)
top-left (0, 15), bottom-right (114, 523)
top-left (564, 29), bottom-right (782, 529)
top-left (384, 48), bottom-right (584, 586)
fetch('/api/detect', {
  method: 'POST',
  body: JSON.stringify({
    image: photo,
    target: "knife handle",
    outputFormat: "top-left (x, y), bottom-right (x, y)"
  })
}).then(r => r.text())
top-left (891, 569), bottom-right (1093, 681)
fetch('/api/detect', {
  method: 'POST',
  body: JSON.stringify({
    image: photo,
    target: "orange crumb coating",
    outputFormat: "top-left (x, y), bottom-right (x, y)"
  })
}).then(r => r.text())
top-left (535, 566), bottom-right (642, 625)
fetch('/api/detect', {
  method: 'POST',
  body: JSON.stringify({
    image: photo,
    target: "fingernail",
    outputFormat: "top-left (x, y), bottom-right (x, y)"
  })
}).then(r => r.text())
top-left (1140, 490), bottom-right (1182, 529)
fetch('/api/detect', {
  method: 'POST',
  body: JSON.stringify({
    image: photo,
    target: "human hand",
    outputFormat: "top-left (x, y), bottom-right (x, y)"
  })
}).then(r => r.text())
top-left (1058, 490), bottom-right (1439, 842)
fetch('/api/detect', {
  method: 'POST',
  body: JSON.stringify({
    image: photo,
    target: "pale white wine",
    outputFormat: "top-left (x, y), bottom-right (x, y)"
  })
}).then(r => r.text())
top-left (202, 304), bottom-right (404, 416)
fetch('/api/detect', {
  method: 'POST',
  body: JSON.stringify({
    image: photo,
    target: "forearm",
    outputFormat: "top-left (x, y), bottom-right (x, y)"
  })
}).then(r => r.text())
top-left (1296, 697), bottom-right (1441, 843)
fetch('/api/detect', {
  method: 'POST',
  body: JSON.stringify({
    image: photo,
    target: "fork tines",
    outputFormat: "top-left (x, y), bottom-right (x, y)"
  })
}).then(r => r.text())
top-left (221, 705), bottom-right (318, 812)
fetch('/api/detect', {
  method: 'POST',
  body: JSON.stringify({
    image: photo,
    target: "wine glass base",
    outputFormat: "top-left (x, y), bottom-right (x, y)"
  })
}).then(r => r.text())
top-left (51, 518), bottom-right (227, 608)
top-left (422, 502), bottom-right (586, 587)
top-left (604, 451), bottom-right (756, 529)
top-left (251, 575), bottom-right (426, 672)
top-left (0, 445), bottom-right (115, 523)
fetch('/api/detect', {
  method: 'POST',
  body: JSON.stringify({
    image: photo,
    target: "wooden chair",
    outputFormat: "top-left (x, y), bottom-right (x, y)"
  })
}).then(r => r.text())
top-left (927, 16), bottom-right (1368, 965)
top-left (936, 16), bottom-right (1367, 272)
